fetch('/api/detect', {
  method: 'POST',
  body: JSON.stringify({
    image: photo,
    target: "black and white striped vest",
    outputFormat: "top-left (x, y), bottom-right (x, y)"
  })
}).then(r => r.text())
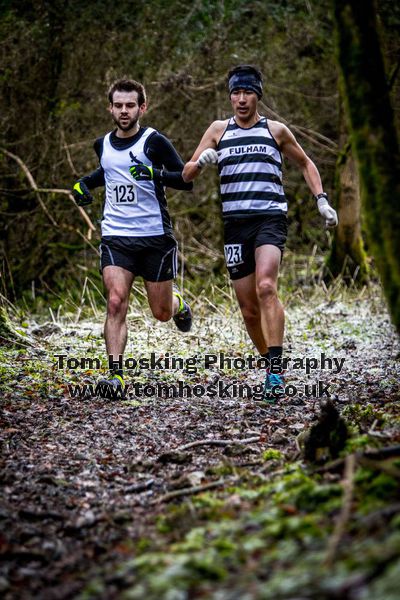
top-left (217, 117), bottom-right (287, 218)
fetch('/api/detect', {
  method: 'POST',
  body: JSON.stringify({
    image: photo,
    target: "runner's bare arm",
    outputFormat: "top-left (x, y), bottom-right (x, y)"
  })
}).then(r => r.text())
top-left (269, 121), bottom-right (323, 196)
top-left (182, 120), bottom-right (227, 182)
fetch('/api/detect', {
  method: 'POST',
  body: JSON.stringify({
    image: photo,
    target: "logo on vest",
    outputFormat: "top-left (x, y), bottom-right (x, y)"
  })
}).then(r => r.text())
top-left (229, 145), bottom-right (269, 155)
top-left (129, 152), bottom-right (141, 164)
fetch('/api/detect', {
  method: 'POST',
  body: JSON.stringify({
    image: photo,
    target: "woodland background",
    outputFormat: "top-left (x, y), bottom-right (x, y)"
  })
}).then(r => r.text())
top-left (0, 0), bottom-right (398, 310)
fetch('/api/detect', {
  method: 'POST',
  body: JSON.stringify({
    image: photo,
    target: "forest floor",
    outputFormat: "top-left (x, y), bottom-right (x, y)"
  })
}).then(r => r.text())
top-left (1, 280), bottom-right (400, 600)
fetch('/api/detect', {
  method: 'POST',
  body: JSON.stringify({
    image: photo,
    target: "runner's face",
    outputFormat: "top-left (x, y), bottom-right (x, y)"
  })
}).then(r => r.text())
top-left (109, 91), bottom-right (145, 133)
top-left (230, 89), bottom-right (259, 124)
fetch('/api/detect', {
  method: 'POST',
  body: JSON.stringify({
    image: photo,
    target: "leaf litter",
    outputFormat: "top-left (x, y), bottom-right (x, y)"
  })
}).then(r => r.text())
top-left (0, 283), bottom-right (399, 599)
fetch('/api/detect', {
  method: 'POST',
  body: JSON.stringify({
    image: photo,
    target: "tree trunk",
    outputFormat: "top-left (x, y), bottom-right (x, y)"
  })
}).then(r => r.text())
top-left (334, 0), bottom-right (400, 332)
top-left (327, 98), bottom-right (368, 283)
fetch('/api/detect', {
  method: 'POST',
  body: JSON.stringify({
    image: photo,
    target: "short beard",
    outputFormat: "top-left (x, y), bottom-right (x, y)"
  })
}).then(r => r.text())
top-left (114, 115), bottom-right (139, 133)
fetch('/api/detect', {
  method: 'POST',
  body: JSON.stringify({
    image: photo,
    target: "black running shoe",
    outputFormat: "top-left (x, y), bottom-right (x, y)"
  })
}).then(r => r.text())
top-left (97, 374), bottom-right (125, 399)
top-left (173, 289), bottom-right (192, 332)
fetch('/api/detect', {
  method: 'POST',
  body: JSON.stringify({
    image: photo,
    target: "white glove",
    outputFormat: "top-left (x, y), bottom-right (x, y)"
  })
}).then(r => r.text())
top-left (317, 196), bottom-right (338, 228)
top-left (197, 148), bottom-right (219, 168)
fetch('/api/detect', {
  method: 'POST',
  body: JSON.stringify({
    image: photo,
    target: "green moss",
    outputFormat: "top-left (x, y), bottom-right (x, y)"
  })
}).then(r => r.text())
top-left (136, 538), bottom-right (152, 553)
top-left (263, 449), bottom-right (283, 461)
top-left (205, 464), bottom-right (234, 477)
top-left (344, 433), bottom-right (374, 452)
top-left (363, 471), bottom-right (398, 498)
top-left (342, 402), bottom-right (375, 424)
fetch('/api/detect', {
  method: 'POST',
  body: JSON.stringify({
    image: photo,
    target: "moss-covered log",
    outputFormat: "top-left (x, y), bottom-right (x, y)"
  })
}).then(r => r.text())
top-left (0, 305), bottom-right (19, 344)
top-left (0, 305), bottom-right (33, 346)
top-left (334, 0), bottom-right (400, 332)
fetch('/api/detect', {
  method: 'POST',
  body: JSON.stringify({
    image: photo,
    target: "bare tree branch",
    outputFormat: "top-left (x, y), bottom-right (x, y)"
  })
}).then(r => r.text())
top-left (36, 188), bottom-right (96, 234)
top-left (259, 102), bottom-right (338, 154)
top-left (1, 148), bottom-right (58, 226)
top-left (60, 129), bottom-right (79, 177)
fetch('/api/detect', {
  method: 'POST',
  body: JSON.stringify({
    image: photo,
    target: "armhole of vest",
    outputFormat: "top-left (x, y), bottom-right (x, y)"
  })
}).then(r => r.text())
top-left (94, 136), bottom-right (105, 161)
top-left (264, 118), bottom-right (283, 165)
top-left (143, 128), bottom-right (157, 161)
top-left (216, 119), bottom-right (232, 148)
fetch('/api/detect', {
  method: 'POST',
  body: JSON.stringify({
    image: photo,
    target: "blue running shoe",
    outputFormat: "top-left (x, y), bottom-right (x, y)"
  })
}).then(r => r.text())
top-left (263, 371), bottom-right (285, 403)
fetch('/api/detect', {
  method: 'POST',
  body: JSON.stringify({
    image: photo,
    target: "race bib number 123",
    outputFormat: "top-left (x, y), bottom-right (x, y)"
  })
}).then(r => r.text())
top-left (224, 244), bottom-right (243, 266)
top-left (111, 183), bottom-right (137, 204)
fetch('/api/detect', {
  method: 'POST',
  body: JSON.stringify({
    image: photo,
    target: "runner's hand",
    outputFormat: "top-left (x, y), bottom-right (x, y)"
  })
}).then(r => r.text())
top-left (317, 196), bottom-right (338, 228)
top-left (197, 148), bottom-right (219, 168)
top-left (72, 181), bottom-right (93, 206)
top-left (129, 164), bottom-right (154, 180)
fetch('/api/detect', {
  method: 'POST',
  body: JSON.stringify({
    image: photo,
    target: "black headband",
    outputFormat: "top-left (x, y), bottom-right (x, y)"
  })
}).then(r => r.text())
top-left (228, 72), bottom-right (263, 98)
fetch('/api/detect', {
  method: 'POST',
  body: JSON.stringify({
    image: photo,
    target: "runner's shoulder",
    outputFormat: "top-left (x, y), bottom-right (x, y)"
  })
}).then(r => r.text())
top-left (209, 119), bottom-right (230, 134)
top-left (207, 119), bottom-right (230, 144)
top-left (267, 120), bottom-right (293, 146)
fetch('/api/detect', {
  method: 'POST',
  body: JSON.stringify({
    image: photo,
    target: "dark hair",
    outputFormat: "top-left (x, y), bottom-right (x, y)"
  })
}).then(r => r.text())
top-left (108, 79), bottom-right (146, 106)
top-left (227, 64), bottom-right (263, 84)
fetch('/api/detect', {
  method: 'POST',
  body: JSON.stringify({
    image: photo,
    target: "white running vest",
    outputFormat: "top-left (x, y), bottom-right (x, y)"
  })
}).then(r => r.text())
top-left (217, 117), bottom-right (287, 217)
top-left (100, 128), bottom-right (165, 236)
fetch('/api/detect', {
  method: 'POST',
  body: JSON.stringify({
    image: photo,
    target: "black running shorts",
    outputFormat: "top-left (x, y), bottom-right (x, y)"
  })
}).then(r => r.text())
top-left (100, 235), bottom-right (178, 282)
top-left (223, 213), bottom-right (288, 280)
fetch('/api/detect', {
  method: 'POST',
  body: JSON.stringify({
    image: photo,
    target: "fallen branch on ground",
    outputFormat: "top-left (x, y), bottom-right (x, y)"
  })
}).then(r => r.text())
top-left (325, 453), bottom-right (356, 566)
top-left (178, 436), bottom-right (261, 451)
top-left (313, 444), bottom-right (400, 475)
top-left (157, 477), bottom-right (238, 503)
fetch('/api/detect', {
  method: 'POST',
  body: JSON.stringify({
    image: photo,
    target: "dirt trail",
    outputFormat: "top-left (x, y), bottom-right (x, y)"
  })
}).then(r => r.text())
top-left (1, 292), bottom-right (399, 598)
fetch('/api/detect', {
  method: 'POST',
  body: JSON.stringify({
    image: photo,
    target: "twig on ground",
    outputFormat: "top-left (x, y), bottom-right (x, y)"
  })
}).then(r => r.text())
top-left (157, 477), bottom-right (238, 503)
top-left (367, 430), bottom-right (392, 440)
top-left (364, 445), bottom-right (400, 459)
top-left (325, 453), bottom-right (356, 566)
top-left (359, 456), bottom-right (400, 479)
top-left (178, 436), bottom-right (261, 451)
top-left (313, 457), bottom-right (346, 474)
top-left (313, 445), bottom-right (400, 475)
top-left (124, 479), bottom-right (155, 494)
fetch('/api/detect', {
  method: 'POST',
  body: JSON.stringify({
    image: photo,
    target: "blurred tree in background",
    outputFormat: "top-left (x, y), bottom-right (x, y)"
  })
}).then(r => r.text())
top-left (0, 0), bottom-right (398, 309)
top-left (334, 0), bottom-right (400, 332)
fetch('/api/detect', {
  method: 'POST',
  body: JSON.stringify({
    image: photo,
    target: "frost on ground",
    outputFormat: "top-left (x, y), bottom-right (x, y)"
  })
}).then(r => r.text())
top-left (0, 286), bottom-right (399, 599)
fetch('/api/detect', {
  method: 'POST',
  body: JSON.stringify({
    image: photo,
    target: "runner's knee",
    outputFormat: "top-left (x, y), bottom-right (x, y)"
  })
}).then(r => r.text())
top-left (151, 305), bottom-right (172, 322)
top-left (107, 292), bottom-right (128, 318)
top-left (256, 279), bottom-right (277, 302)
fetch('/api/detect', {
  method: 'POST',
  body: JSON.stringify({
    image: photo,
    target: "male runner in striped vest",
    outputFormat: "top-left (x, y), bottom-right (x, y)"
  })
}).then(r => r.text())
top-left (183, 65), bottom-right (337, 401)
top-left (72, 79), bottom-right (193, 396)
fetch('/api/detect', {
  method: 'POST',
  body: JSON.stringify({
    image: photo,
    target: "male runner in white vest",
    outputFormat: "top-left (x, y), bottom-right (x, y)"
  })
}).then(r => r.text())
top-left (183, 65), bottom-right (337, 401)
top-left (72, 79), bottom-right (193, 396)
